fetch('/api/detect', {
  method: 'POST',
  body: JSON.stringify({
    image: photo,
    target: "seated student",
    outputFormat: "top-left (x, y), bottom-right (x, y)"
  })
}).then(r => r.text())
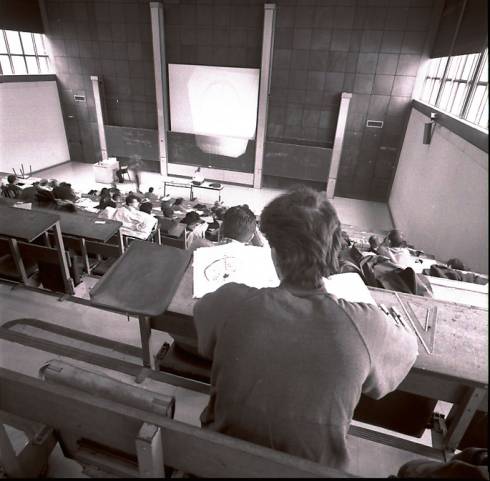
top-left (4, 174), bottom-right (22, 198)
top-left (161, 196), bottom-right (175, 218)
top-left (193, 186), bottom-right (418, 469)
top-left (19, 181), bottom-right (40, 202)
top-left (144, 186), bottom-right (159, 202)
top-left (139, 200), bottom-right (153, 215)
top-left (35, 179), bottom-right (57, 208)
top-left (102, 194), bottom-right (156, 239)
top-left (96, 188), bottom-right (116, 210)
top-left (377, 229), bottom-right (412, 269)
top-left (53, 182), bottom-right (78, 202)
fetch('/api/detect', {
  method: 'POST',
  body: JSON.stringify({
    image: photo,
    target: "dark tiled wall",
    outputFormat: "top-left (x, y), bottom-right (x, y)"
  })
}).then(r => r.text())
top-left (44, 0), bottom-right (435, 201)
top-left (164, 2), bottom-right (264, 68)
top-left (44, 0), bottom-right (156, 163)
top-left (268, 0), bottom-right (436, 201)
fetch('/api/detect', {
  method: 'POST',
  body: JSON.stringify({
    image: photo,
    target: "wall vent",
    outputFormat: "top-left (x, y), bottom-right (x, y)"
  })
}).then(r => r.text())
top-left (366, 120), bottom-right (383, 128)
top-left (74, 94), bottom-right (86, 102)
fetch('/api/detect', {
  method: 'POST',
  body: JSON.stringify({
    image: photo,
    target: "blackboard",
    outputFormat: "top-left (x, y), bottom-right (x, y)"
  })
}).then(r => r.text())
top-left (263, 141), bottom-right (332, 181)
top-left (167, 131), bottom-right (255, 173)
top-left (105, 125), bottom-right (159, 161)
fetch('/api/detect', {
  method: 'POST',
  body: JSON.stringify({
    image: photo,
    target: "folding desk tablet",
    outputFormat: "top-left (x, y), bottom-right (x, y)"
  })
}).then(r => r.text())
top-left (0, 205), bottom-right (73, 294)
top-left (190, 182), bottom-right (224, 202)
top-left (89, 240), bottom-right (192, 369)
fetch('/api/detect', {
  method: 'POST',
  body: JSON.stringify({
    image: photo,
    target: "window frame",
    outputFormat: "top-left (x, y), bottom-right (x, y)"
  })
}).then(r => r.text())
top-left (0, 29), bottom-right (51, 76)
top-left (418, 46), bottom-right (489, 131)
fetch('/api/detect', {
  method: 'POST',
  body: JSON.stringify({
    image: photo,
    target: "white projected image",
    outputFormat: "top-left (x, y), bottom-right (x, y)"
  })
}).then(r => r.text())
top-left (169, 64), bottom-right (260, 157)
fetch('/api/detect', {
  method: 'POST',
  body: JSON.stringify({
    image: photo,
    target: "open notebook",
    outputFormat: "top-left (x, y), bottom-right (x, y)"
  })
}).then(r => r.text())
top-left (193, 243), bottom-right (375, 304)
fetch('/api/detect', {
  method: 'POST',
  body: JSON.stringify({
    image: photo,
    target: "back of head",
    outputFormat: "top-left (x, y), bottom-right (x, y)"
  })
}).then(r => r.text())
top-left (447, 258), bottom-right (465, 270)
top-left (222, 205), bottom-right (257, 243)
top-left (148, 187), bottom-right (154, 193)
top-left (125, 194), bottom-right (139, 206)
top-left (260, 186), bottom-right (342, 288)
top-left (39, 178), bottom-right (49, 187)
top-left (139, 201), bottom-right (153, 214)
top-left (7, 174), bottom-right (17, 184)
top-left (388, 229), bottom-right (406, 248)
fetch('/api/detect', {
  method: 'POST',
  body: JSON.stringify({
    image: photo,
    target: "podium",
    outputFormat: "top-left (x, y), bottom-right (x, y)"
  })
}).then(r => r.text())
top-left (93, 158), bottom-right (119, 184)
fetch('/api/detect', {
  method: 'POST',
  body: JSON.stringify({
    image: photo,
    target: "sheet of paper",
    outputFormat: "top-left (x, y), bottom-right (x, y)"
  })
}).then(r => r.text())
top-left (323, 272), bottom-right (376, 305)
top-left (13, 202), bottom-right (32, 210)
top-left (193, 243), bottom-right (280, 298)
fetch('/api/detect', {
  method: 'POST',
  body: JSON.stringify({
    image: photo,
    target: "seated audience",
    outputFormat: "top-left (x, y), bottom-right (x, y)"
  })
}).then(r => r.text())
top-left (35, 179), bottom-right (57, 208)
top-left (4, 175), bottom-right (22, 198)
top-left (96, 188), bottom-right (116, 210)
top-left (193, 186), bottom-right (418, 469)
top-left (447, 257), bottom-right (466, 270)
top-left (161, 197), bottom-right (175, 218)
top-left (377, 229), bottom-right (412, 269)
top-left (101, 194), bottom-right (157, 239)
top-left (144, 187), bottom-right (159, 202)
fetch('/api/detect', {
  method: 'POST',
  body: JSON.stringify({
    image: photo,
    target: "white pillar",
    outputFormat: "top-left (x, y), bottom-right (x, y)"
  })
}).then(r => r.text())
top-left (150, 2), bottom-right (170, 177)
top-left (253, 3), bottom-right (276, 189)
top-left (326, 92), bottom-right (352, 199)
top-left (90, 75), bottom-right (108, 161)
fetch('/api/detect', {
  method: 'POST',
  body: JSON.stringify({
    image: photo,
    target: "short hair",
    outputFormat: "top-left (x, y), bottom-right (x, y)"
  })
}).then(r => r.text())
top-left (148, 187), bottom-right (154, 193)
top-left (260, 186), bottom-right (342, 288)
top-left (39, 178), bottom-right (49, 186)
top-left (139, 202), bottom-right (153, 214)
top-left (387, 229), bottom-right (406, 248)
top-left (100, 188), bottom-right (109, 197)
top-left (125, 194), bottom-right (139, 206)
top-left (447, 258), bottom-right (465, 270)
top-left (7, 174), bottom-right (17, 184)
top-left (222, 205), bottom-right (257, 243)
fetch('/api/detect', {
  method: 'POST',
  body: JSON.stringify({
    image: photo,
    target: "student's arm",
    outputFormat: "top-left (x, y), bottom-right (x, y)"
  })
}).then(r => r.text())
top-left (341, 301), bottom-right (418, 399)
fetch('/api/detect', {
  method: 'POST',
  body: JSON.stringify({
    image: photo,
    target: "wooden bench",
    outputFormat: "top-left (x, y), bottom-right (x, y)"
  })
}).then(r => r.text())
top-left (0, 363), bottom-right (355, 478)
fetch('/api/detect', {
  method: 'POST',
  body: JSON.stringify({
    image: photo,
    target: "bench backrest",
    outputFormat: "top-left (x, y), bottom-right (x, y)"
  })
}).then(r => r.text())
top-left (0, 366), bottom-right (354, 478)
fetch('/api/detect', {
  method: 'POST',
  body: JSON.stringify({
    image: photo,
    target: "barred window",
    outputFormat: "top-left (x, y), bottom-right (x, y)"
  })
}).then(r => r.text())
top-left (419, 47), bottom-right (488, 130)
top-left (0, 29), bottom-right (51, 76)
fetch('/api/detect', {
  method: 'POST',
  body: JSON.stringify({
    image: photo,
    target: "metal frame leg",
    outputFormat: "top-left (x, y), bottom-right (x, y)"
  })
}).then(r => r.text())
top-left (52, 222), bottom-right (74, 295)
top-left (80, 238), bottom-right (91, 274)
top-left (8, 238), bottom-right (28, 284)
top-left (138, 315), bottom-right (155, 369)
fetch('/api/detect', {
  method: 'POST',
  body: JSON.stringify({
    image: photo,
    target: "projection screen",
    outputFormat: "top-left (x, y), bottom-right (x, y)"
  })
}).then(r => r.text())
top-left (168, 64), bottom-right (260, 157)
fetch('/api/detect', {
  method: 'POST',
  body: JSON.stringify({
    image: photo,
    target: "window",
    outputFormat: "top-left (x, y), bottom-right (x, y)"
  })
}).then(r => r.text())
top-left (0, 29), bottom-right (51, 75)
top-left (419, 47), bottom-right (488, 130)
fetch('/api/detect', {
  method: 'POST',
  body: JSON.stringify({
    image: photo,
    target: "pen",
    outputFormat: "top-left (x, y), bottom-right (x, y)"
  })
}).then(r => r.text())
top-left (379, 303), bottom-right (400, 327)
top-left (390, 306), bottom-right (407, 329)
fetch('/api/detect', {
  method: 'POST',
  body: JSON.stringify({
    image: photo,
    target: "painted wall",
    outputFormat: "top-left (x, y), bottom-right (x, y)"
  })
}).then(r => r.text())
top-left (389, 107), bottom-right (488, 274)
top-left (0, 80), bottom-right (69, 174)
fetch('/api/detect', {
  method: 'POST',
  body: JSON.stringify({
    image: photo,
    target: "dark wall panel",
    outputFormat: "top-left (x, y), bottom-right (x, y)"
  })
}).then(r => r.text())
top-left (0, 0), bottom-right (44, 33)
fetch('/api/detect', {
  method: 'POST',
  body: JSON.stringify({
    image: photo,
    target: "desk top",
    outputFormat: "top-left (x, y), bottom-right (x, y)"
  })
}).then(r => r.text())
top-left (0, 205), bottom-right (59, 242)
top-left (166, 265), bottom-right (488, 388)
top-left (49, 209), bottom-right (122, 242)
top-left (90, 240), bottom-right (192, 317)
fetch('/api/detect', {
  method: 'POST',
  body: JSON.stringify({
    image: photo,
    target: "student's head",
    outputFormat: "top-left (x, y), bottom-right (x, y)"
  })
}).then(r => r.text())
top-left (7, 174), bottom-right (17, 185)
top-left (260, 186), bottom-right (342, 289)
top-left (139, 201), bottom-right (153, 214)
top-left (49, 179), bottom-right (59, 188)
top-left (112, 192), bottom-right (122, 202)
top-left (125, 194), bottom-right (139, 208)
top-left (148, 187), bottom-right (154, 193)
top-left (340, 230), bottom-right (351, 248)
top-left (39, 178), bottom-right (49, 187)
top-left (222, 205), bottom-right (257, 243)
top-left (447, 258), bottom-right (465, 270)
top-left (100, 188), bottom-right (109, 197)
top-left (387, 229), bottom-right (406, 248)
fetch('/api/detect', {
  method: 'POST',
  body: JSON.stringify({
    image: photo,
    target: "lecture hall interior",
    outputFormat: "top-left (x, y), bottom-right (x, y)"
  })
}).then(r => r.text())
top-left (0, 0), bottom-right (488, 478)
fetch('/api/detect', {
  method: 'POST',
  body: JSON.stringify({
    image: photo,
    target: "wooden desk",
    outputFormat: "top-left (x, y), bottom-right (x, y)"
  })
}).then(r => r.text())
top-left (0, 205), bottom-right (73, 294)
top-left (155, 265), bottom-right (488, 454)
top-left (89, 240), bottom-right (192, 368)
top-left (163, 180), bottom-right (193, 200)
top-left (191, 182), bottom-right (223, 202)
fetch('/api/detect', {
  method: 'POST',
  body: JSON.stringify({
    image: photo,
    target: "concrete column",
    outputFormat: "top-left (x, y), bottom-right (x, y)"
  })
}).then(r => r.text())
top-left (326, 92), bottom-right (352, 199)
top-left (150, 2), bottom-right (170, 177)
top-left (90, 75), bottom-right (108, 161)
top-left (253, 4), bottom-right (276, 189)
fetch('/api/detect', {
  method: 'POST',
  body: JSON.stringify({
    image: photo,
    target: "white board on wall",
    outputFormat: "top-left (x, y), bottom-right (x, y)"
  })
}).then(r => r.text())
top-left (168, 64), bottom-right (260, 157)
top-left (0, 80), bottom-right (69, 174)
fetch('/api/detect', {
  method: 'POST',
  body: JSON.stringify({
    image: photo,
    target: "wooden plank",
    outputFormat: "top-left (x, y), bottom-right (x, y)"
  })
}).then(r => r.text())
top-left (135, 423), bottom-right (165, 477)
top-left (8, 238), bottom-right (28, 284)
top-left (0, 205), bottom-right (59, 242)
top-left (0, 368), bottom-right (354, 478)
top-left (139, 316), bottom-right (155, 370)
top-left (0, 423), bottom-right (24, 477)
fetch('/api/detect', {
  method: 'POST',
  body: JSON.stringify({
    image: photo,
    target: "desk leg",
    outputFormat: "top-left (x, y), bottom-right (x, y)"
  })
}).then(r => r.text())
top-left (80, 238), bottom-right (91, 274)
top-left (52, 222), bottom-right (74, 295)
top-left (139, 315), bottom-right (156, 370)
top-left (8, 238), bottom-right (28, 285)
top-left (118, 231), bottom-right (125, 255)
top-left (442, 386), bottom-right (486, 451)
top-left (190, 185), bottom-right (193, 201)
top-left (163, 183), bottom-right (166, 197)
